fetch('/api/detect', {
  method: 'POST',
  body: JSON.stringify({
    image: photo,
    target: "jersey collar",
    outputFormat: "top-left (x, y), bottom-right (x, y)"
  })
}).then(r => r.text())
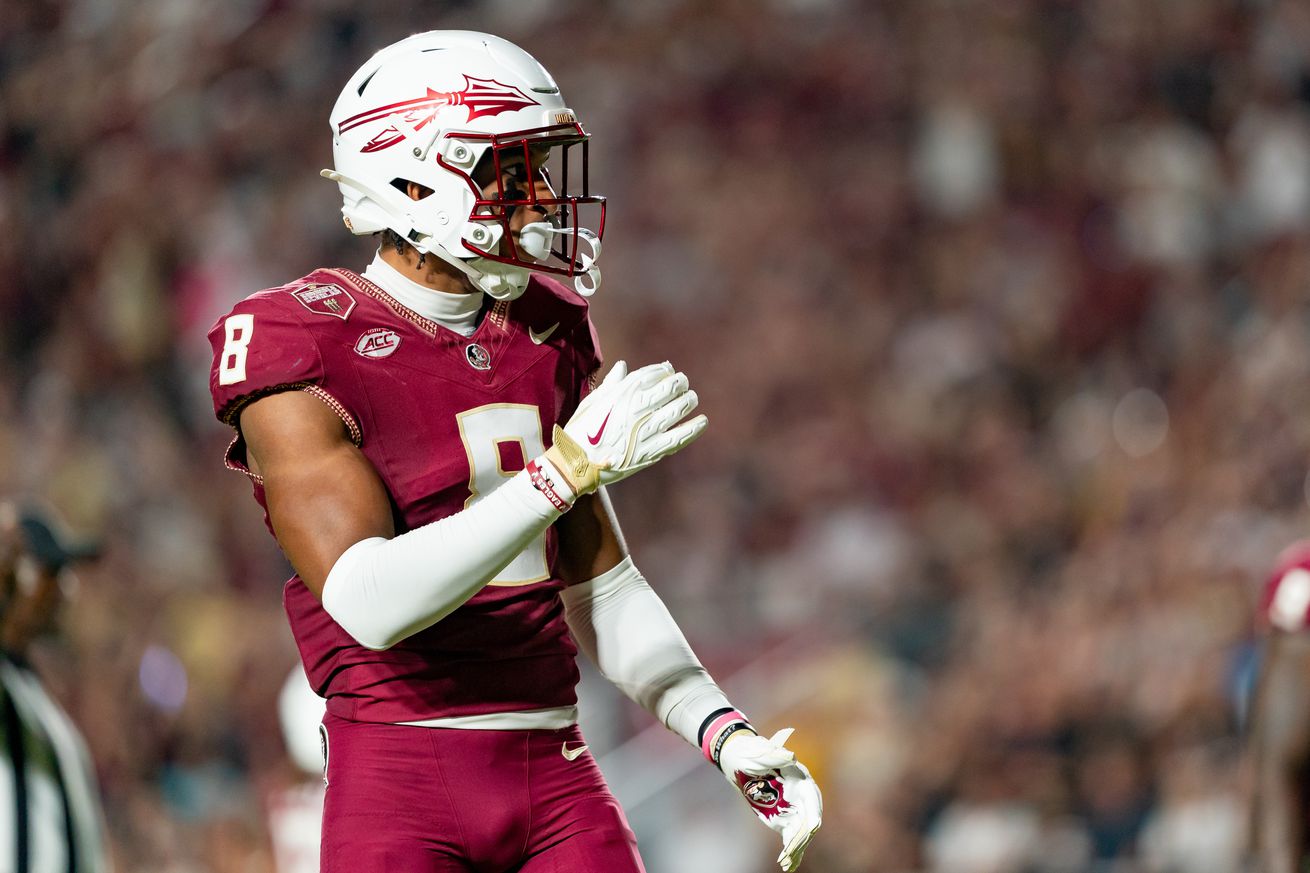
top-left (361, 251), bottom-right (482, 338)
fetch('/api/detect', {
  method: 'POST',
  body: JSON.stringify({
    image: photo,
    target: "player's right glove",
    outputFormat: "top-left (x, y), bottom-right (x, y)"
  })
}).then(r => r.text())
top-left (717, 727), bottom-right (823, 872)
top-left (544, 360), bottom-right (706, 496)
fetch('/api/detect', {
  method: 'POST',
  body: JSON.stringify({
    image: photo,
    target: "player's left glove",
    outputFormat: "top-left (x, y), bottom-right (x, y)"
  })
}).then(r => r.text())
top-left (717, 727), bottom-right (823, 872)
top-left (544, 360), bottom-right (705, 496)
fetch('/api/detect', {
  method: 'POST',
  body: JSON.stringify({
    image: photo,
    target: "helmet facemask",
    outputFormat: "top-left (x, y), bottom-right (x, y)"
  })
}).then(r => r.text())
top-left (442, 123), bottom-right (605, 298)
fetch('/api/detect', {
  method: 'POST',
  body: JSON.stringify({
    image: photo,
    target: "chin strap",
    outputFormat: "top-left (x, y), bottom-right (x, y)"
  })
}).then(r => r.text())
top-left (471, 259), bottom-right (533, 300)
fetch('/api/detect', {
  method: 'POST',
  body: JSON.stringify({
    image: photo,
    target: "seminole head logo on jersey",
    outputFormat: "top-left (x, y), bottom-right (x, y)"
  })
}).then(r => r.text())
top-left (338, 76), bottom-right (541, 153)
top-left (465, 342), bottom-right (491, 371)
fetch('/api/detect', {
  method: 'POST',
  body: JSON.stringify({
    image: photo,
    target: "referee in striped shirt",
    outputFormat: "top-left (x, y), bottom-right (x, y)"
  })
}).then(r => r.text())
top-left (0, 503), bottom-right (109, 872)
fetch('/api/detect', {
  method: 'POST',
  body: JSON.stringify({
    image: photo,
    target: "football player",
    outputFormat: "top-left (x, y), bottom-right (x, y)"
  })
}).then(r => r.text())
top-left (1251, 541), bottom-right (1310, 873)
top-left (207, 31), bottom-right (821, 873)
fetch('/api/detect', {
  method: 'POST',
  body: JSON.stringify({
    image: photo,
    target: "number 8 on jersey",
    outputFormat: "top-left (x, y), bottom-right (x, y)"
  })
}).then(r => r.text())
top-left (219, 314), bottom-right (255, 386)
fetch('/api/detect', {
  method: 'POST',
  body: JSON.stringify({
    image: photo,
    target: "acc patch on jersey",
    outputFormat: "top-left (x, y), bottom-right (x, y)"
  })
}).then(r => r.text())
top-left (355, 327), bottom-right (401, 359)
top-left (292, 283), bottom-right (356, 320)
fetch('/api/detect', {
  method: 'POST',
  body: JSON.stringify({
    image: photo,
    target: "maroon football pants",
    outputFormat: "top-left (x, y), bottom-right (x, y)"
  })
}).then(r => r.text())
top-left (319, 713), bottom-right (646, 872)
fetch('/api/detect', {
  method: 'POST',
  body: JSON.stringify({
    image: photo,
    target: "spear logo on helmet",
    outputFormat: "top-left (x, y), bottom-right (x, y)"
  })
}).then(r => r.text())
top-left (338, 75), bottom-right (541, 153)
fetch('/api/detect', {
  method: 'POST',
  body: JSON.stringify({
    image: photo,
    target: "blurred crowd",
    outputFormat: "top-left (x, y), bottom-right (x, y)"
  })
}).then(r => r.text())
top-left (3, 0), bottom-right (1310, 870)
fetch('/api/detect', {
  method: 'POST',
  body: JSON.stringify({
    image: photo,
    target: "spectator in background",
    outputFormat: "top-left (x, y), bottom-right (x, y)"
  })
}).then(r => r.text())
top-left (0, 502), bottom-right (109, 872)
top-left (5, 2), bottom-right (1310, 869)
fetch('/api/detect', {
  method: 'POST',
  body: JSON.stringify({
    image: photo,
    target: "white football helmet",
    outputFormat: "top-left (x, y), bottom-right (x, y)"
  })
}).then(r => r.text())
top-left (323, 31), bottom-right (604, 300)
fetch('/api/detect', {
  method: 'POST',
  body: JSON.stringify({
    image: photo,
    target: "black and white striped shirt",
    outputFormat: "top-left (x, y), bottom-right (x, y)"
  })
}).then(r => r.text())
top-left (0, 656), bottom-right (108, 873)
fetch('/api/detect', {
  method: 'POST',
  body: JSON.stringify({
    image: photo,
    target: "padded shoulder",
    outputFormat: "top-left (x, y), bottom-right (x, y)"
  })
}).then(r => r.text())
top-left (518, 274), bottom-right (603, 383)
top-left (207, 276), bottom-right (357, 425)
top-left (522, 273), bottom-right (593, 314)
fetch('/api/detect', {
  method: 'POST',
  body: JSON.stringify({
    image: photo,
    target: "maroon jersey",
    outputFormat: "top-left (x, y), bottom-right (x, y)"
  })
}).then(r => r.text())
top-left (1260, 542), bottom-right (1310, 633)
top-left (207, 268), bottom-right (601, 723)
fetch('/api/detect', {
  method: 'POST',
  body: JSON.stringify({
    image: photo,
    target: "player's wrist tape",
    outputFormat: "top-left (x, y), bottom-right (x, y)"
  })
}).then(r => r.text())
top-left (699, 708), bottom-right (754, 766)
top-left (526, 458), bottom-right (574, 512)
top-left (544, 425), bottom-right (602, 495)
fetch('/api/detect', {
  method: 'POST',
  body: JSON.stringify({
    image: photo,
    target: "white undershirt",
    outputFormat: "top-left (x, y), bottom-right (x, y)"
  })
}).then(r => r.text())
top-left (362, 250), bottom-right (482, 337)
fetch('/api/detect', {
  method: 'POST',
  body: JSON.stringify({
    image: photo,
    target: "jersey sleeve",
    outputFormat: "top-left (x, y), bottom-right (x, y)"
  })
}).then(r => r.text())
top-left (208, 293), bottom-right (325, 427)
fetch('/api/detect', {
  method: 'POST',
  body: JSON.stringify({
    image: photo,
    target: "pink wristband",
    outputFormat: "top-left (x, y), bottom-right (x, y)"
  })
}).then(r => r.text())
top-left (701, 709), bottom-right (750, 764)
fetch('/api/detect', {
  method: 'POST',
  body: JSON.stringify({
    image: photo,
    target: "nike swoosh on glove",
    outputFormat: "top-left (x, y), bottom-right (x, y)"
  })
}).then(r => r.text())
top-left (544, 360), bottom-right (707, 495)
top-left (719, 728), bottom-right (823, 872)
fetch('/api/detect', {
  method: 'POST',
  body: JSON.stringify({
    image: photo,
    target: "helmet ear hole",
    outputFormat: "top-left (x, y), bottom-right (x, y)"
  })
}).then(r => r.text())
top-left (390, 179), bottom-right (434, 201)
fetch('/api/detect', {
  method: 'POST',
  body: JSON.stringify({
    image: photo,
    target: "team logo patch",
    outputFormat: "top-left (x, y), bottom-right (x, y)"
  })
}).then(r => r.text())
top-left (292, 283), bottom-right (356, 320)
top-left (465, 342), bottom-right (491, 371)
top-left (743, 778), bottom-right (780, 808)
top-left (355, 327), bottom-right (401, 359)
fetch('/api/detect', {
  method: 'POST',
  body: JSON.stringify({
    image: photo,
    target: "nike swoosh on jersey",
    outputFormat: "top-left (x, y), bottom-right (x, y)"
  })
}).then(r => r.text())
top-left (561, 742), bottom-right (589, 761)
top-left (530, 322), bottom-right (560, 345)
top-left (587, 409), bottom-right (613, 446)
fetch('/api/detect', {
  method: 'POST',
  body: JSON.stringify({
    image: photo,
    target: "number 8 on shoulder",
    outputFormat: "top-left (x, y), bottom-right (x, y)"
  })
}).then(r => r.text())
top-left (219, 314), bottom-right (255, 386)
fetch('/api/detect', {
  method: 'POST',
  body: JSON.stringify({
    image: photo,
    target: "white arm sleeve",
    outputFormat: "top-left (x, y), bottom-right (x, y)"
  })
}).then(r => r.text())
top-left (321, 468), bottom-right (567, 651)
top-left (561, 555), bottom-right (733, 748)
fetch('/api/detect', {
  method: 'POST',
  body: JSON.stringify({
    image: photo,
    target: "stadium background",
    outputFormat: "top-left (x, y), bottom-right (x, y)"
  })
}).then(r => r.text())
top-left (2, 0), bottom-right (1309, 870)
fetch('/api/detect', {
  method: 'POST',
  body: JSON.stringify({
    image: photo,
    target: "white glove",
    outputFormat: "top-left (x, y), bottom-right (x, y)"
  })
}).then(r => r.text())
top-left (719, 728), bottom-right (823, 872)
top-left (544, 360), bottom-right (707, 495)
